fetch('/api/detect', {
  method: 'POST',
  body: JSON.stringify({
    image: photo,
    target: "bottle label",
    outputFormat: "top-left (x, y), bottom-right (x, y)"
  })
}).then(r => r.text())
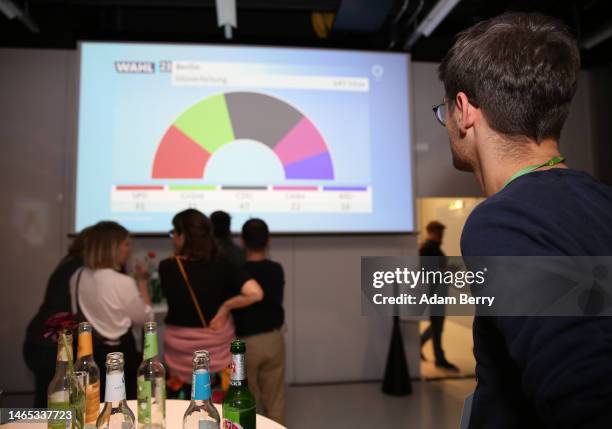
top-left (229, 354), bottom-right (245, 382)
top-left (222, 418), bottom-right (245, 429)
top-left (191, 369), bottom-right (211, 401)
top-left (85, 380), bottom-right (100, 424)
top-left (137, 377), bottom-right (152, 423)
top-left (199, 421), bottom-right (218, 429)
top-left (77, 332), bottom-right (93, 358)
top-left (105, 372), bottom-right (126, 402)
top-left (143, 332), bottom-right (159, 360)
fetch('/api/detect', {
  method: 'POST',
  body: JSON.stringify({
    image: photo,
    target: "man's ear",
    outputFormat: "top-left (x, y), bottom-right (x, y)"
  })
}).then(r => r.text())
top-left (455, 92), bottom-right (477, 133)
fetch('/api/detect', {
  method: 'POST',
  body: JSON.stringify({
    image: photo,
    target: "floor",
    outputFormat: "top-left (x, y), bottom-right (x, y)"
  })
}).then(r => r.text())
top-left (285, 379), bottom-right (476, 428)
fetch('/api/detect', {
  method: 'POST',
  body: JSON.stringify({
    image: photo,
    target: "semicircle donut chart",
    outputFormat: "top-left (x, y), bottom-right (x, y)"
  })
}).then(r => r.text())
top-left (152, 92), bottom-right (334, 180)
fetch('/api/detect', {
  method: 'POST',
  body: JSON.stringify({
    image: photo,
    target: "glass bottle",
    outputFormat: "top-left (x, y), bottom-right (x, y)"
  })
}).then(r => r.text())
top-left (75, 322), bottom-right (100, 429)
top-left (96, 352), bottom-right (135, 429)
top-left (222, 340), bottom-right (256, 429)
top-left (137, 322), bottom-right (166, 429)
top-left (183, 350), bottom-right (220, 429)
top-left (48, 331), bottom-right (73, 429)
top-left (150, 272), bottom-right (162, 304)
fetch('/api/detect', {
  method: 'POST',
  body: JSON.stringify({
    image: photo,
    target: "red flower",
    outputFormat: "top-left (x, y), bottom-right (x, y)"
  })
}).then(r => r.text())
top-left (44, 312), bottom-right (77, 340)
top-left (147, 251), bottom-right (156, 259)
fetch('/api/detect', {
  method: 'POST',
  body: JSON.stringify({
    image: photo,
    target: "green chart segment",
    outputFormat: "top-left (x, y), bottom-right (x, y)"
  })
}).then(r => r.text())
top-left (152, 92), bottom-right (334, 180)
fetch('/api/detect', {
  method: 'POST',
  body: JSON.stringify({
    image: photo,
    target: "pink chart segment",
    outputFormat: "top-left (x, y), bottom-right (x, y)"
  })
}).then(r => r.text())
top-left (274, 117), bottom-right (330, 165)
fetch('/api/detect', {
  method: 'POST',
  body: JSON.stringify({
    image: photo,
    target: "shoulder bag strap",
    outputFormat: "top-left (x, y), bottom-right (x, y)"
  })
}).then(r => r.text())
top-left (175, 256), bottom-right (208, 328)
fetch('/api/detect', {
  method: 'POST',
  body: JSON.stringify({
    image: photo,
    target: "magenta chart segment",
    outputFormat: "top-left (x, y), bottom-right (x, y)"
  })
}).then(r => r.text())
top-left (152, 91), bottom-right (335, 181)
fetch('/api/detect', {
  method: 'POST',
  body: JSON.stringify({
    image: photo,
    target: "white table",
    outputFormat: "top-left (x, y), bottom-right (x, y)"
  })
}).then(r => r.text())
top-left (3, 399), bottom-right (285, 429)
top-left (145, 399), bottom-right (285, 429)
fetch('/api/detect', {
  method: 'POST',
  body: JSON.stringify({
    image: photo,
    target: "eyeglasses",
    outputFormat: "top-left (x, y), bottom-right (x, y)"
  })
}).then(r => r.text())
top-left (168, 229), bottom-right (175, 238)
top-left (432, 101), bottom-right (446, 127)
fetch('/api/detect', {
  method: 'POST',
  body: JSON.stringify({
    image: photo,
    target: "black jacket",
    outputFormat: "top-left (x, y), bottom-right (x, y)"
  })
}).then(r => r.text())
top-left (461, 169), bottom-right (612, 428)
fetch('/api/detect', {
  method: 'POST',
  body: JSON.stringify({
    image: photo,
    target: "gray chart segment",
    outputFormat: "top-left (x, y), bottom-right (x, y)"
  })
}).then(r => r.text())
top-left (224, 91), bottom-right (304, 148)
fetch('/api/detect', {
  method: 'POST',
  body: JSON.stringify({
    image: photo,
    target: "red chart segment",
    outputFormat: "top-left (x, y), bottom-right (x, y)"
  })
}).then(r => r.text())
top-left (152, 125), bottom-right (211, 178)
top-left (274, 116), bottom-right (334, 179)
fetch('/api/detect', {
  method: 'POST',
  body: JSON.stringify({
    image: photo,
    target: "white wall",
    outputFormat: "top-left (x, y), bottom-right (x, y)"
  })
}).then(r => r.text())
top-left (0, 49), bottom-right (76, 391)
top-left (0, 49), bottom-right (601, 392)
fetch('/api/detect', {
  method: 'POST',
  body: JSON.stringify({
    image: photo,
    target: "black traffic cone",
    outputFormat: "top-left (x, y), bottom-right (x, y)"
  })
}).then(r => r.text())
top-left (382, 316), bottom-right (412, 395)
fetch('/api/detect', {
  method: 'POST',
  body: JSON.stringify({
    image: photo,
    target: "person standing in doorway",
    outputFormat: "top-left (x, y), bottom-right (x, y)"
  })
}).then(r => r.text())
top-left (419, 221), bottom-right (459, 371)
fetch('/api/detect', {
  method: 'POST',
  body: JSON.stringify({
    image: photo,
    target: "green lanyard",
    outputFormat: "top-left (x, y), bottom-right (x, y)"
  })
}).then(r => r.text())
top-left (502, 156), bottom-right (565, 190)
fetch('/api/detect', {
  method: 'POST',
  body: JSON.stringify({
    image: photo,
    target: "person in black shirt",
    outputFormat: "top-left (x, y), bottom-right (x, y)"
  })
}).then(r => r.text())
top-left (23, 226), bottom-right (91, 407)
top-left (210, 210), bottom-right (246, 269)
top-left (160, 209), bottom-right (262, 392)
top-left (436, 12), bottom-right (612, 427)
top-left (419, 221), bottom-right (458, 371)
top-left (234, 218), bottom-right (285, 424)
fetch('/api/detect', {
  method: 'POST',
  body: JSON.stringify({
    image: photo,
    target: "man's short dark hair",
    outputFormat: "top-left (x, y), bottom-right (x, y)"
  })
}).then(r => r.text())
top-left (426, 221), bottom-right (446, 234)
top-left (210, 210), bottom-right (231, 239)
top-left (439, 12), bottom-right (580, 143)
top-left (242, 218), bottom-right (269, 251)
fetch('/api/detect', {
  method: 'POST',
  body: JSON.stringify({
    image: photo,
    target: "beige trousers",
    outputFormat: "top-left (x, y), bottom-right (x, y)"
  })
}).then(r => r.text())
top-left (243, 329), bottom-right (285, 425)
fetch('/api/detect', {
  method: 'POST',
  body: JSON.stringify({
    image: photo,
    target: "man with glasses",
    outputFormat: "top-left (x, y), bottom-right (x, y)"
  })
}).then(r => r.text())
top-left (436, 12), bottom-right (612, 428)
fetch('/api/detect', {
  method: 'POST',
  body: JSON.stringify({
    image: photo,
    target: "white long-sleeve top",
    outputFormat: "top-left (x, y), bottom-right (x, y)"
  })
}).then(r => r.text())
top-left (70, 267), bottom-right (153, 340)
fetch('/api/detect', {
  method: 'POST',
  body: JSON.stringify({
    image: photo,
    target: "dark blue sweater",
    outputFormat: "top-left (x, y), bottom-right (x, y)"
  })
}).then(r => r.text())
top-left (461, 168), bottom-right (612, 429)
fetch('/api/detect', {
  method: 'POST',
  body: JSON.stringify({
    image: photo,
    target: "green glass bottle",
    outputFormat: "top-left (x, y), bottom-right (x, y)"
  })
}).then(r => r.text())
top-left (47, 332), bottom-right (73, 429)
top-left (137, 322), bottom-right (166, 429)
top-left (222, 340), bottom-right (256, 429)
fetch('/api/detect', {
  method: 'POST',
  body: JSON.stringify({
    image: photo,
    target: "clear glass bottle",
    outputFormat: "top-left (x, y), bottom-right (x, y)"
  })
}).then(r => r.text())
top-left (96, 352), bottom-right (135, 429)
top-left (222, 340), bottom-right (256, 429)
top-left (48, 331), bottom-right (73, 429)
top-left (137, 322), bottom-right (166, 429)
top-left (75, 322), bottom-right (100, 429)
top-left (183, 350), bottom-right (220, 429)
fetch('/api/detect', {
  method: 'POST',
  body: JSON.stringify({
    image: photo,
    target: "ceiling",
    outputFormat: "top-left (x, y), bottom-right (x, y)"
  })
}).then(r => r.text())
top-left (0, 0), bottom-right (610, 68)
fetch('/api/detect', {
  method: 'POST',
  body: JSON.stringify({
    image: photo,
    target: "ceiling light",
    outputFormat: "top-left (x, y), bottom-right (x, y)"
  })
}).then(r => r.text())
top-left (417, 0), bottom-right (462, 37)
top-left (404, 0), bottom-right (461, 50)
top-left (0, 0), bottom-right (20, 20)
top-left (581, 21), bottom-right (612, 50)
